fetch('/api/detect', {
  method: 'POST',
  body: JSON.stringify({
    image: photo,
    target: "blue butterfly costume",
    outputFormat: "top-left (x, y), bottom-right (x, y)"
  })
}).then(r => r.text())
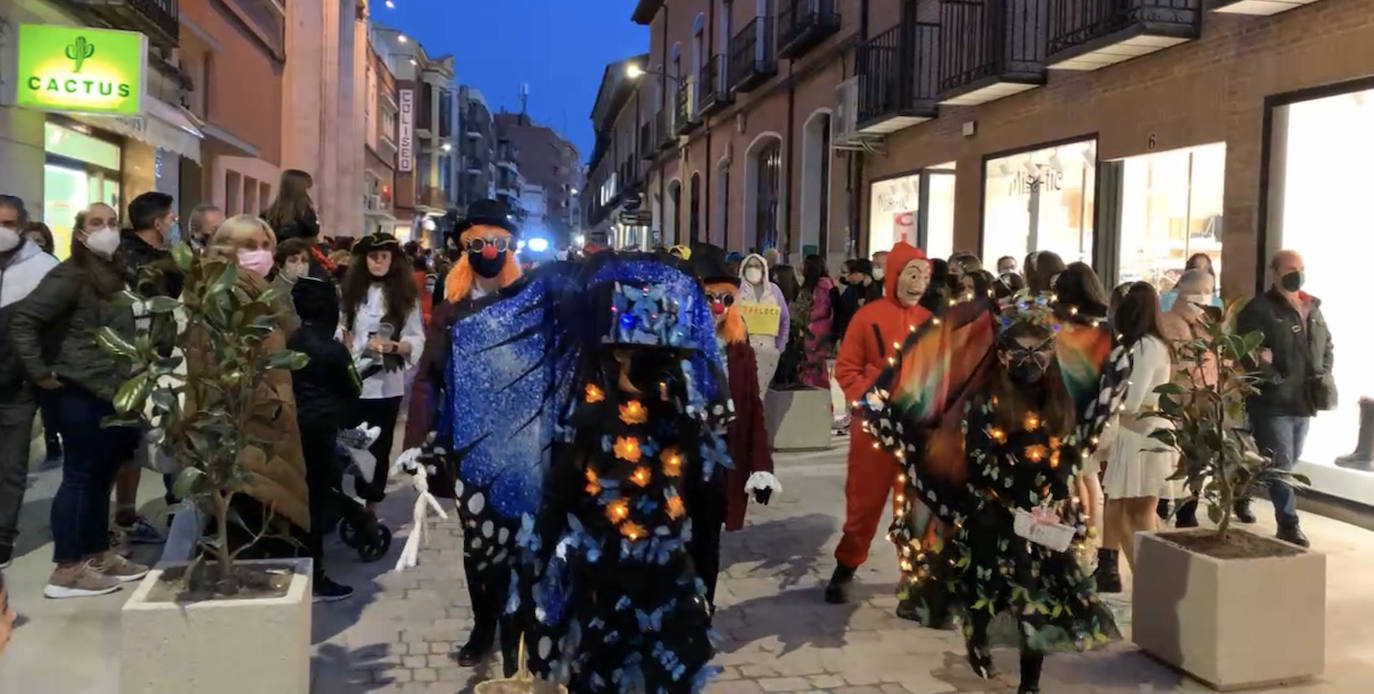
top-left (439, 252), bottom-right (731, 691)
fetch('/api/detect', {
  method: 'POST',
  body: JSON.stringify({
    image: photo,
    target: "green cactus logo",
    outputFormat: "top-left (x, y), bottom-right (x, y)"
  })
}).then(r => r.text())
top-left (65, 36), bottom-right (95, 73)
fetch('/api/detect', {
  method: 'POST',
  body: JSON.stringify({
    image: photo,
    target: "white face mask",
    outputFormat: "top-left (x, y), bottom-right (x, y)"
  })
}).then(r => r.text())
top-left (282, 260), bottom-right (309, 282)
top-left (744, 267), bottom-right (764, 285)
top-left (872, 268), bottom-right (885, 281)
top-left (0, 227), bottom-right (19, 252)
top-left (1182, 293), bottom-right (1211, 307)
top-left (83, 226), bottom-right (122, 258)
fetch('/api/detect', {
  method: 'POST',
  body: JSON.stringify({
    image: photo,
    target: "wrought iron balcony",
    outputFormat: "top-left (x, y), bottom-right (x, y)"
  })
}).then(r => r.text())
top-left (729, 16), bottom-right (777, 93)
top-left (1047, 0), bottom-right (1200, 70)
top-left (778, 0), bottom-right (841, 59)
top-left (699, 54), bottom-right (733, 116)
top-left (70, 0), bottom-right (180, 47)
top-left (1207, 0), bottom-right (1320, 15)
top-left (620, 158), bottom-right (639, 188)
top-left (856, 21), bottom-right (939, 136)
top-left (675, 78), bottom-right (701, 136)
top-left (938, 0), bottom-right (1048, 107)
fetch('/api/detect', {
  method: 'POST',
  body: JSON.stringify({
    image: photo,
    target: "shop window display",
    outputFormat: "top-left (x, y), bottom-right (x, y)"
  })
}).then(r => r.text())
top-left (982, 140), bottom-right (1096, 267)
top-left (1272, 86), bottom-right (1374, 495)
top-left (42, 122), bottom-right (122, 259)
top-left (1117, 143), bottom-right (1226, 300)
top-left (868, 166), bottom-right (955, 258)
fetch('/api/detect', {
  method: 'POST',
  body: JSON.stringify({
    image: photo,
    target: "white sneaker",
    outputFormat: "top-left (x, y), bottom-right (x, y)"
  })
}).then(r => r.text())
top-left (43, 560), bottom-right (122, 599)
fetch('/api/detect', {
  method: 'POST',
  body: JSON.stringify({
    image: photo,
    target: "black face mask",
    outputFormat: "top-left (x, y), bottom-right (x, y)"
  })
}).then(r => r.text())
top-left (469, 250), bottom-right (507, 278)
top-left (1003, 345), bottom-right (1053, 385)
top-left (1280, 270), bottom-right (1304, 292)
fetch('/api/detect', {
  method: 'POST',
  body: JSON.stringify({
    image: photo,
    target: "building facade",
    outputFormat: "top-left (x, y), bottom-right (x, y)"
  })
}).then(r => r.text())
top-left (456, 85), bottom-right (495, 214)
top-left (0, 0), bottom-right (286, 255)
top-left (494, 110), bottom-right (583, 245)
top-left (363, 35), bottom-right (398, 237)
top-left (583, 53), bottom-right (649, 249)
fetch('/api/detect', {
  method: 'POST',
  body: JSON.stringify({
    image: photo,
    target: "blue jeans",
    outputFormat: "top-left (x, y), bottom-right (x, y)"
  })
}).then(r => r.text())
top-left (1251, 415), bottom-right (1310, 527)
top-left (46, 385), bottom-right (140, 564)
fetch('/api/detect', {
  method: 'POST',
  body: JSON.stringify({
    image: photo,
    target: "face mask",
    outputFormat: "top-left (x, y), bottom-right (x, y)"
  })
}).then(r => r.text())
top-left (282, 261), bottom-right (309, 282)
top-left (1182, 294), bottom-right (1211, 308)
top-left (872, 268), bottom-right (885, 281)
top-left (744, 267), bottom-right (764, 285)
top-left (1003, 344), bottom-right (1052, 385)
top-left (0, 228), bottom-right (19, 252)
top-left (166, 220), bottom-right (182, 245)
top-left (237, 249), bottom-right (275, 277)
top-left (469, 249), bottom-right (507, 278)
top-left (1280, 270), bottom-right (1304, 292)
top-left (83, 227), bottom-right (122, 258)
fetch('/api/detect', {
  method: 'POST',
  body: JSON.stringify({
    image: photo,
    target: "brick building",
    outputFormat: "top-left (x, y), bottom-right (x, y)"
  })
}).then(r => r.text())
top-left (363, 34), bottom-right (399, 237)
top-left (494, 110), bottom-right (583, 245)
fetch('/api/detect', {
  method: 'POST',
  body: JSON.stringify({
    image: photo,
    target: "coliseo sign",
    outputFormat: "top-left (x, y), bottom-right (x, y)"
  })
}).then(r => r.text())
top-left (15, 24), bottom-right (147, 116)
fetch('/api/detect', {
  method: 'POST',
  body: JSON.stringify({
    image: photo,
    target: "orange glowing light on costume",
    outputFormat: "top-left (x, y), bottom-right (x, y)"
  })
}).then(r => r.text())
top-left (619, 400), bottom-right (648, 424)
top-left (620, 520), bottom-right (646, 540)
top-left (613, 436), bottom-right (642, 462)
top-left (585, 467), bottom-right (601, 495)
top-left (605, 498), bottom-right (629, 523)
top-left (660, 447), bottom-right (682, 477)
top-left (629, 466), bottom-right (651, 487)
top-left (666, 494), bottom-right (685, 519)
top-left (1023, 412), bottom-right (1041, 430)
top-left (1024, 444), bottom-right (1048, 463)
top-left (584, 384), bottom-right (605, 403)
top-left (988, 427), bottom-right (1007, 444)
top-left (1049, 449), bottom-right (1061, 469)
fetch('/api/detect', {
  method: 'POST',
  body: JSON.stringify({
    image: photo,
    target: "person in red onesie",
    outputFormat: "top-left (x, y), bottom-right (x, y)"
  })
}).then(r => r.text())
top-left (827, 241), bottom-right (935, 604)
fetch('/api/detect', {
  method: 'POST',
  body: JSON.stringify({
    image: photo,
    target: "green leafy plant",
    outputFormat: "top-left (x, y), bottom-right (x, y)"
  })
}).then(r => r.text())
top-left (99, 243), bottom-right (307, 594)
top-left (1145, 299), bottom-right (1308, 540)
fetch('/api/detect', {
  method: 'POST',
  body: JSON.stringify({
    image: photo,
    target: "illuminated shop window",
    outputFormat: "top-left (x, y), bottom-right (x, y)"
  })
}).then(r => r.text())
top-left (1117, 142), bottom-right (1226, 296)
top-left (983, 140), bottom-right (1097, 266)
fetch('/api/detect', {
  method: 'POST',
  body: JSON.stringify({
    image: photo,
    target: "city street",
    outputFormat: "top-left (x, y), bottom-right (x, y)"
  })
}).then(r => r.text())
top-left (4, 434), bottom-right (1374, 694)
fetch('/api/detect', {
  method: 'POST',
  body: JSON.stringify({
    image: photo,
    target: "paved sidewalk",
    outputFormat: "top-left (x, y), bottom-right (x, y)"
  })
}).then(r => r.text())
top-left (4, 442), bottom-right (1374, 694)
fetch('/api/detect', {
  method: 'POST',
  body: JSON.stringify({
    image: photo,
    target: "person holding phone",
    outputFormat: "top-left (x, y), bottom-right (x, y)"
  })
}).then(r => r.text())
top-left (341, 232), bottom-right (425, 508)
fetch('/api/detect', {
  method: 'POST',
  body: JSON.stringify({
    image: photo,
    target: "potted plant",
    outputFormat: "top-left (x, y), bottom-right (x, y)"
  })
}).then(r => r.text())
top-left (99, 244), bottom-right (313, 694)
top-left (1132, 300), bottom-right (1325, 690)
top-left (764, 288), bottom-right (833, 451)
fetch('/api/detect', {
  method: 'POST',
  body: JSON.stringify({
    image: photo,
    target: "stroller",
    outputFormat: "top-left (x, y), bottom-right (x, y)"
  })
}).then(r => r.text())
top-left (332, 424), bottom-right (394, 562)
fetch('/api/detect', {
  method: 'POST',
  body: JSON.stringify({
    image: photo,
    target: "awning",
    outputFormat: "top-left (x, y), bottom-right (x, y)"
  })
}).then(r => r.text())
top-left (73, 98), bottom-right (205, 163)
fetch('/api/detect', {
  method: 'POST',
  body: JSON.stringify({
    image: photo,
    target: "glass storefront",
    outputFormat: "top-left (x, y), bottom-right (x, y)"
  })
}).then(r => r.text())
top-left (983, 139), bottom-right (1097, 267)
top-left (867, 165), bottom-right (955, 259)
top-left (43, 121), bottom-right (122, 258)
top-left (1270, 85), bottom-right (1374, 503)
top-left (1117, 142), bottom-right (1226, 295)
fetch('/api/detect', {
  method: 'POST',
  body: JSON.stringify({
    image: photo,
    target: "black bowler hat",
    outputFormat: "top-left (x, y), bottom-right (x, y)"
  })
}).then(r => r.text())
top-left (690, 243), bottom-right (737, 286)
top-left (351, 231), bottom-right (402, 256)
top-left (456, 198), bottom-right (517, 236)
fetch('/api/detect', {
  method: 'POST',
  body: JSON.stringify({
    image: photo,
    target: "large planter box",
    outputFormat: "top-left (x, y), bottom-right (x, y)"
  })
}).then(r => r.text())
top-left (121, 558), bottom-right (312, 694)
top-left (1132, 529), bottom-right (1325, 690)
top-left (765, 387), bottom-right (832, 452)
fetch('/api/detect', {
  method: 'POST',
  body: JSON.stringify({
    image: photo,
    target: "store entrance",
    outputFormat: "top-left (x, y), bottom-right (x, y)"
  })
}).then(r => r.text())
top-left (42, 121), bottom-right (122, 258)
top-left (1268, 82), bottom-right (1374, 504)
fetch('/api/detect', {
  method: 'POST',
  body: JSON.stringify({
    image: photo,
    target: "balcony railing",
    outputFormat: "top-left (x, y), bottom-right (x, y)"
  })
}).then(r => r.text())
top-left (655, 108), bottom-right (675, 150)
top-left (675, 77), bottom-right (700, 135)
top-left (729, 16), bottom-right (777, 93)
top-left (620, 158), bottom-right (639, 188)
top-left (778, 0), bottom-right (841, 59)
top-left (856, 21), bottom-right (939, 135)
top-left (699, 54), bottom-right (733, 116)
top-left (1046, 0), bottom-right (1200, 70)
top-left (938, 0), bottom-right (1048, 106)
top-left (71, 0), bottom-right (180, 47)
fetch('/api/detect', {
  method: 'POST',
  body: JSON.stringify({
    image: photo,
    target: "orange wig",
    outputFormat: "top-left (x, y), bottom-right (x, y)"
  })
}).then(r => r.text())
top-left (705, 280), bottom-right (747, 345)
top-left (444, 224), bottom-right (522, 302)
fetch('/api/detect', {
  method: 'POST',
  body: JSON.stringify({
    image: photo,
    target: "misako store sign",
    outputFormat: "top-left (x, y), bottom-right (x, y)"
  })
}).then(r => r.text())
top-left (15, 24), bottom-right (147, 116)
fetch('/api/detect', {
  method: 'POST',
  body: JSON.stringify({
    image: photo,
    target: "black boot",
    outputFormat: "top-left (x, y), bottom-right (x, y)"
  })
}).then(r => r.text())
top-left (1234, 498), bottom-right (1257, 524)
top-left (966, 641), bottom-right (998, 680)
top-left (824, 564), bottom-right (856, 604)
top-left (1093, 548), bottom-right (1122, 593)
top-left (1155, 498), bottom-right (1171, 521)
top-left (1018, 650), bottom-right (1044, 694)
top-left (1277, 523), bottom-right (1310, 549)
top-left (1174, 498), bottom-right (1199, 528)
top-left (1337, 397), bottom-right (1374, 471)
top-left (456, 628), bottom-right (494, 667)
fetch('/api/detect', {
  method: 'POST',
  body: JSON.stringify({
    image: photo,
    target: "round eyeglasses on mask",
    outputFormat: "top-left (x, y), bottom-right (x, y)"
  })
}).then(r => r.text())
top-left (465, 237), bottom-right (510, 253)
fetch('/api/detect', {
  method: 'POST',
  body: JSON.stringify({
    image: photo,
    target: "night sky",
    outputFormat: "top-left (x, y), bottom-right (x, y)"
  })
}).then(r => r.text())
top-left (379, 0), bottom-right (648, 162)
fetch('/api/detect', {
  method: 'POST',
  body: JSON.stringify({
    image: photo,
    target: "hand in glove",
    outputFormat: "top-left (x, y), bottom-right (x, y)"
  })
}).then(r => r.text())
top-left (744, 471), bottom-right (782, 506)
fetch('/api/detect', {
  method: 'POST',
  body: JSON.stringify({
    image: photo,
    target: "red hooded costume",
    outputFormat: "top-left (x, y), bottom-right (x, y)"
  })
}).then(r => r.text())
top-left (833, 241), bottom-right (933, 569)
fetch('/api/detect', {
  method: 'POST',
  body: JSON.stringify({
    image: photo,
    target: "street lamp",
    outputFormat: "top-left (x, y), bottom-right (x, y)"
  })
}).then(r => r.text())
top-left (397, 34), bottom-right (408, 44)
top-left (441, 142), bottom-right (453, 152)
top-left (625, 62), bottom-right (680, 87)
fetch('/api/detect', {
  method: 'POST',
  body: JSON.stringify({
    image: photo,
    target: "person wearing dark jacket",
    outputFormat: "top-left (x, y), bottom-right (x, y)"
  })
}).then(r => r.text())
top-left (0, 195), bottom-right (59, 569)
top-left (9, 202), bottom-right (149, 598)
top-left (288, 276), bottom-right (362, 601)
top-left (264, 169), bottom-right (333, 279)
top-left (1236, 250), bottom-right (1334, 548)
top-left (834, 259), bottom-right (881, 348)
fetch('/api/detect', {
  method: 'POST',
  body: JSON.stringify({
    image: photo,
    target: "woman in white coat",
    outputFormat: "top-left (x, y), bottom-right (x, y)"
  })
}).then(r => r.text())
top-left (735, 253), bottom-right (790, 394)
top-left (1100, 282), bottom-right (1178, 572)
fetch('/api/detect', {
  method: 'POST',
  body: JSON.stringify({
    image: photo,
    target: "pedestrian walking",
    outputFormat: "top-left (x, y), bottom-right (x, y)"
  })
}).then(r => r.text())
top-left (737, 253), bottom-right (790, 394)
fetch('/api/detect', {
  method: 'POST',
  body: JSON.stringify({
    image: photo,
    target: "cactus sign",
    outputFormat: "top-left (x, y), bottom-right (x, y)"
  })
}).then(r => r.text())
top-left (14, 24), bottom-right (147, 116)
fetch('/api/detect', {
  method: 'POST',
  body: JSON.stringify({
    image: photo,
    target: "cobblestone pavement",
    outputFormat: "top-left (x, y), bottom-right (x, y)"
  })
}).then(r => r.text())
top-left (5, 441), bottom-right (1374, 694)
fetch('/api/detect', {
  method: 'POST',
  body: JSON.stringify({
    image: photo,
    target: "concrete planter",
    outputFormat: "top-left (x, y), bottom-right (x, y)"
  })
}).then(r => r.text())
top-left (1132, 529), bottom-right (1325, 690)
top-left (765, 387), bottom-right (832, 452)
top-left (120, 558), bottom-right (312, 694)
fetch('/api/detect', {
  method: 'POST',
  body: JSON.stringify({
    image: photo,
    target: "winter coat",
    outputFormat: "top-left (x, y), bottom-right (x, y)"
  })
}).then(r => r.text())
top-left (721, 339), bottom-right (773, 531)
top-left (0, 241), bottom-right (59, 395)
top-left (8, 252), bottom-right (134, 400)
top-left (119, 229), bottom-right (181, 299)
top-left (1237, 287), bottom-right (1336, 418)
top-left (289, 278), bottom-right (361, 432)
top-left (834, 279), bottom-right (880, 346)
top-left (800, 277), bottom-right (835, 389)
top-left (183, 268), bottom-right (311, 531)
